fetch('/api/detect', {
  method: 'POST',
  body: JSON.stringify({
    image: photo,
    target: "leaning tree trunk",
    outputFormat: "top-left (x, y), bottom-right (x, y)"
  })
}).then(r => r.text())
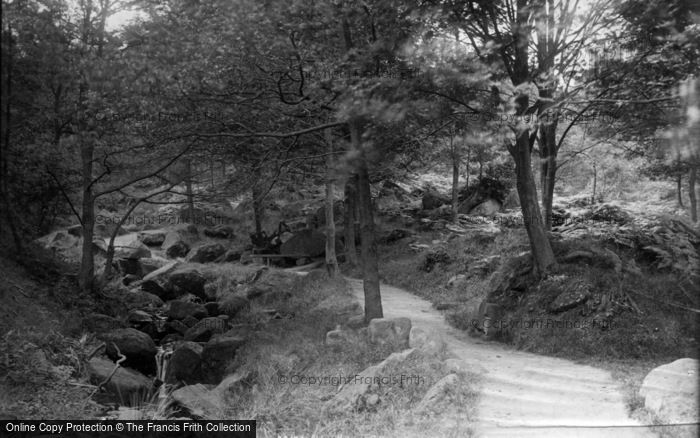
top-left (344, 175), bottom-right (359, 267)
top-left (513, 131), bottom-right (557, 276)
top-left (102, 199), bottom-right (142, 283)
top-left (325, 128), bottom-right (339, 276)
top-left (690, 166), bottom-right (698, 223)
top-left (677, 173), bottom-right (684, 208)
top-left (352, 123), bottom-right (383, 322)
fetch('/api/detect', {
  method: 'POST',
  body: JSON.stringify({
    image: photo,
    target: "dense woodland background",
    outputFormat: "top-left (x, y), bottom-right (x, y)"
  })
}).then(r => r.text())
top-left (1, 0), bottom-right (699, 430)
top-left (1, 0), bottom-right (698, 297)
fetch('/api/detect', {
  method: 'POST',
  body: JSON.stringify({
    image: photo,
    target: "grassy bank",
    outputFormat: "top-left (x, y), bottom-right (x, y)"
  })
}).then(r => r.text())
top-left (223, 269), bottom-right (480, 437)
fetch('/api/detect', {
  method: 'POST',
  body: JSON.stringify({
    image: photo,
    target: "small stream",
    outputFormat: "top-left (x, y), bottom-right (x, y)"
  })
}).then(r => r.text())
top-left (153, 345), bottom-right (174, 418)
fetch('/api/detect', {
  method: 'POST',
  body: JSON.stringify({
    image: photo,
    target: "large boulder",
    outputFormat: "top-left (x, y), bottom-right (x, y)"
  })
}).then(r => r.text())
top-left (142, 261), bottom-right (180, 283)
top-left (114, 239), bottom-right (152, 260)
top-left (165, 341), bottom-right (203, 384)
top-left (203, 225), bottom-right (234, 239)
top-left (458, 177), bottom-right (508, 213)
top-left (167, 300), bottom-right (208, 320)
top-left (185, 243), bottom-right (226, 263)
top-left (162, 229), bottom-right (196, 258)
top-left (468, 199), bottom-right (502, 216)
top-left (127, 310), bottom-right (153, 325)
top-left (138, 231), bottom-right (166, 247)
top-left (165, 268), bottom-right (207, 300)
top-left (87, 358), bottom-right (151, 403)
top-left (165, 240), bottom-right (190, 259)
top-left (279, 229), bottom-right (326, 257)
top-left (139, 280), bottom-right (168, 300)
top-left (639, 358), bottom-right (699, 438)
top-left (184, 317), bottom-right (228, 342)
top-left (201, 336), bottom-right (246, 383)
top-left (99, 328), bottom-right (157, 375)
top-left (122, 290), bottom-right (164, 311)
top-left (367, 318), bottom-right (411, 348)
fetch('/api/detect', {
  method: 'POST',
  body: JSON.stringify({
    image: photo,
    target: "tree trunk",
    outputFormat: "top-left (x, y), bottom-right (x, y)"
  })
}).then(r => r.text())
top-left (0, 19), bottom-right (23, 256)
top-left (506, 0), bottom-right (556, 276)
top-left (102, 199), bottom-right (142, 283)
top-left (344, 175), bottom-right (358, 267)
top-left (451, 150), bottom-right (460, 223)
top-left (210, 159), bottom-right (215, 189)
top-left (79, 137), bottom-right (96, 292)
top-left (591, 162), bottom-right (597, 205)
top-left (513, 131), bottom-right (556, 276)
top-left (352, 123), bottom-right (383, 322)
top-left (538, 106), bottom-right (558, 231)
top-left (325, 128), bottom-right (339, 276)
top-left (340, 11), bottom-right (381, 319)
top-left (677, 173), bottom-right (684, 208)
top-left (252, 166), bottom-right (264, 235)
top-left (690, 166), bottom-right (698, 223)
top-left (184, 158), bottom-right (195, 222)
top-left (465, 148), bottom-right (470, 188)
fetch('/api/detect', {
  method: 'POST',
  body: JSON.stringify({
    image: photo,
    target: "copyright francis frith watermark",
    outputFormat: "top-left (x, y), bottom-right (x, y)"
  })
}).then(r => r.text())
top-left (278, 373), bottom-right (426, 386)
top-left (473, 318), bottom-right (617, 331)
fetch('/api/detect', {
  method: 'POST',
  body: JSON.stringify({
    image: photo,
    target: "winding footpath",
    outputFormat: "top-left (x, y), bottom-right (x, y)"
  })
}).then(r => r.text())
top-left (346, 278), bottom-right (657, 438)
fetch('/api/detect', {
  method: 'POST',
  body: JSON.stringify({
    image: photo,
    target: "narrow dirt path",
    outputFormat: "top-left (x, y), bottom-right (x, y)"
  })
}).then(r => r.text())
top-left (347, 278), bottom-right (656, 438)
